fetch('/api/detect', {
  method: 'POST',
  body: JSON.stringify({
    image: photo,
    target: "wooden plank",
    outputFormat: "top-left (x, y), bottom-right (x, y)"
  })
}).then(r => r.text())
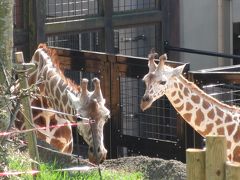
top-left (186, 148), bottom-right (206, 180)
top-left (205, 135), bottom-right (226, 180)
top-left (226, 161), bottom-right (240, 180)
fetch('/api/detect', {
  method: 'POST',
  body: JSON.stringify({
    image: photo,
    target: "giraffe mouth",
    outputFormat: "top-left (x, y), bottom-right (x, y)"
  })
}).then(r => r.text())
top-left (140, 97), bottom-right (153, 111)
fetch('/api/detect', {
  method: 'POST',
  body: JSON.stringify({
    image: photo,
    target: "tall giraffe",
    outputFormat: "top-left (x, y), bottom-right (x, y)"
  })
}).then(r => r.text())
top-left (15, 44), bottom-right (110, 164)
top-left (141, 53), bottom-right (240, 162)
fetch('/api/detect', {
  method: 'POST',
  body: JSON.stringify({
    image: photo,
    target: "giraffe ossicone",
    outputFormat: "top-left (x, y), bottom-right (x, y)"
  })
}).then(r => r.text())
top-left (15, 44), bottom-right (110, 164)
top-left (141, 52), bottom-right (240, 162)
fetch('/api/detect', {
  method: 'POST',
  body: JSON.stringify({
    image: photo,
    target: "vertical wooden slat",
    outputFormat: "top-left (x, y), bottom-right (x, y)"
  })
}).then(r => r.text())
top-left (226, 161), bottom-right (240, 180)
top-left (15, 52), bottom-right (39, 171)
top-left (186, 148), bottom-right (206, 180)
top-left (206, 135), bottom-right (227, 180)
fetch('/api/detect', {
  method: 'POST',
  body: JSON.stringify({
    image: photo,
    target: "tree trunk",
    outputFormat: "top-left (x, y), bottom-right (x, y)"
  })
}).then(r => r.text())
top-left (0, 1), bottom-right (13, 141)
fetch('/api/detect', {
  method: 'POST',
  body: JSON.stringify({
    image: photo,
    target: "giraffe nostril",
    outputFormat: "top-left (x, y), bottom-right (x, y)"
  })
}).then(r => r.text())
top-left (142, 95), bottom-right (150, 102)
top-left (89, 146), bottom-right (93, 153)
top-left (97, 147), bottom-right (100, 153)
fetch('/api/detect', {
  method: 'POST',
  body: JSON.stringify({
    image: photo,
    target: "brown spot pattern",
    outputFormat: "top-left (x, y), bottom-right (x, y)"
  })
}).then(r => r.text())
top-left (183, 88), bottom-right (190, 97)
top-left (36, 131), bottom-right (47, 141)
top-left (191, 95), bottom-right (200, 104)
top-left (233, 127), bottom-right (240, 143)
top-left (202, 100), bottom-right (210, 110)
top-left (34, 116), bottom-right (46, 127)
top-left (54, 126), bottom-right (71, 139)
top-left (179, 83), bottom-right (183, 90)
top-left (233, 146), bottom-right (240, 162)
top-left (186, 102), bottom-right (193, 111)
top-left (195, 109), bottom-right (204, 126)
top-left (216, 107), bottom-right (224, 117)
top-left (174, 82), bottom-right (178, 88)
top-left (173, 99), bottom-right (180, 104)
top-left (49, 115), bottom-right (58, 126)
top-left (225, 114), bottom-right (232, 123)
top-left (216, 118), bottom-right (222, 126)
top-left (207, 109), bottom-right (215, 119)
top-left (171, 91), bottom-right (177, 97)
top-left (198, 123), bottom-right (214, 136)
top-left (227, 124), bottom-right (235, 136)
top-left (183, 113), bottom-right (192, 122)
top-left (50, 138), bottom-right (65, 151)
top-left (175, 104), bottom-right (184, 112)
top-left (178, 92), bottom-right (183, 100)
top-left (217, 127), bottom-right (224, 135)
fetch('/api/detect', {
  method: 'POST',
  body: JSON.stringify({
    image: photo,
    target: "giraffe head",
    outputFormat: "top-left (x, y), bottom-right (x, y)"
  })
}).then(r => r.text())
top-left (68, 78), bottom-right (110, 164)
top-left (141, 53), bottom-right (186, 111)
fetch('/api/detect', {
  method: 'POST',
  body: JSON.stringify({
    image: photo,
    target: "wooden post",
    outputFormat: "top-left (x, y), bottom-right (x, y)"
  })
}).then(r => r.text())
top-left (186, 148), bottom-right (205, 180)
top-left (15, 52), bottom-right (39, 171)
top-left (206, 135), bottom-right (227, 180)
top-left (226, 161), bottom-right (240, 180)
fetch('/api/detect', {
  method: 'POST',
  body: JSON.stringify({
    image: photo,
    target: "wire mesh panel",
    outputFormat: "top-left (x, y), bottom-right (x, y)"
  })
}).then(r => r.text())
top-left (64, 70), bottom-right (100, 87)
top-left (46, 0), bottom-right (99, 20)
top-left (47, 31), bottom-right (102, 51)
top-left (120, 77), bottom-right (178, 141)
top-left (114, 24), bottom-right (162, 57)
top-left (202, 83), bottom-right (240, 107)
top-left (113, 0), bottom-right (159, 12)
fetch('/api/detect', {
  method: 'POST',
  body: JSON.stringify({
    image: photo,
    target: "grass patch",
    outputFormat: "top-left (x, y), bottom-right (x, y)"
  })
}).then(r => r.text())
top-left (5, 148), bottom-right (143, 180)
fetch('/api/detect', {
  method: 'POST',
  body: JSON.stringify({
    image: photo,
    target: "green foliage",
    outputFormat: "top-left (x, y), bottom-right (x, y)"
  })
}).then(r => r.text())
top-left (6, 149), bottom-right (144, 180)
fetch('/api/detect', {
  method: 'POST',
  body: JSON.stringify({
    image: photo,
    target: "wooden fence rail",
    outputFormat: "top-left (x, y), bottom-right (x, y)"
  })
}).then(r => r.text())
top-left (186, 135), bottom-right (240, 180)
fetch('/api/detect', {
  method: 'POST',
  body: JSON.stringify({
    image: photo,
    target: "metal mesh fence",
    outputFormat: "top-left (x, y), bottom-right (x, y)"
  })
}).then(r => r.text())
top-left (46, 0), bottom-right (99, 21)
top-left (114, 24), bottom-right (161, 57)
top-left (120, 77), bottom-right (178, 141)
top-left (202, 83), bottom-right (240, 107)
top-left (47, 31), bottom-right (102, 52)
top-left (113, 0), bottom-right (159, 12)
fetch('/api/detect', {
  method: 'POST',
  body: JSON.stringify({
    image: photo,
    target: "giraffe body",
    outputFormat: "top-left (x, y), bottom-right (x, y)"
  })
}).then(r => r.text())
top-left (141, 53), bottom-right (240, 162)
top-left (15, 44), bottom-right (110, 164)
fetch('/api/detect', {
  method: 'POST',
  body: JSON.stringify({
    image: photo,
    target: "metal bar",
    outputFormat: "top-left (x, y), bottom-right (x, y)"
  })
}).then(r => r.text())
top-left (45, 10), bottom-right (163, 35)
top-left (164, 42), bottom-right (240, 60)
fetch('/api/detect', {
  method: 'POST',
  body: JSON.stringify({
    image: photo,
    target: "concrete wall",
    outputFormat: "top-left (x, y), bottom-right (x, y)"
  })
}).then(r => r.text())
top-left (233, 0), bottom-right (240, 23)
top-left (179, 0), bottom-right (231, 70)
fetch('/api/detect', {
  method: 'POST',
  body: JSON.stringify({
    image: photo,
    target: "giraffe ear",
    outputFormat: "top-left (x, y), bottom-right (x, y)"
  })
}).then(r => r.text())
top-left (148, 52), bottom-right (158, 72)
top-left (92, 78), bottom-right (104, 102)
top-left (156, 53), bottom-right (167, 71)
top-left (81, 78), bottom-right (90, 96)
top-left (172, 64), bottom-right (186, 76)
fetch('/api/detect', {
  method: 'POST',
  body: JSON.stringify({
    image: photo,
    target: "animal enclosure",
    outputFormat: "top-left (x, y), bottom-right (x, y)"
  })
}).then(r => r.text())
top-left (12, 0), bottom-right (240, 162)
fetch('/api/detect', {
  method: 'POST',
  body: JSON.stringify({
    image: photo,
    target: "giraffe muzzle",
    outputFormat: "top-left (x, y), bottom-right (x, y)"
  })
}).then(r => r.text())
top-left (140, 95), bottom-right (153, 111)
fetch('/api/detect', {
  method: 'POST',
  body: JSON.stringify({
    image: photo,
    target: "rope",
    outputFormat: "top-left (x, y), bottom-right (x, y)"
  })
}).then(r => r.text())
top-left (31, 106), bottom-right (90, 122)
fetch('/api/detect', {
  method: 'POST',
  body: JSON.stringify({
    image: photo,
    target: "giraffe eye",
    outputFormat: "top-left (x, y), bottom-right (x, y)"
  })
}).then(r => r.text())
top-left (160, 81), bottom-right (166, 85)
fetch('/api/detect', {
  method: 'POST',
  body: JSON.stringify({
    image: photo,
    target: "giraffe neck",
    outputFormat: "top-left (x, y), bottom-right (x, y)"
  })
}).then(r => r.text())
top-left (31, 48), bottom-right (79, 122)
top-left (165, 75), bottom-right (240, 161)
top-left (165, 75), bottom-right (240, 137)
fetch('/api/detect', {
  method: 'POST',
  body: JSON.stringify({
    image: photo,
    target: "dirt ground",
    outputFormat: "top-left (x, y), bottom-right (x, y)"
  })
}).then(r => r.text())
top-left (36, 141), bottom-right (186, 180)
top-left (37, 143), bottom-right (186, 180)
top-left (102, 156), bottom-right (186, 180)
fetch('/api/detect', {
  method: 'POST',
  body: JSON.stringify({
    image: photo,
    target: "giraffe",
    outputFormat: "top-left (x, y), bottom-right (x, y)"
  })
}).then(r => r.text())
top-left (14, 44), bottom-right (110, 164)
top-left (141, 52), bottom-right (240, 162)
